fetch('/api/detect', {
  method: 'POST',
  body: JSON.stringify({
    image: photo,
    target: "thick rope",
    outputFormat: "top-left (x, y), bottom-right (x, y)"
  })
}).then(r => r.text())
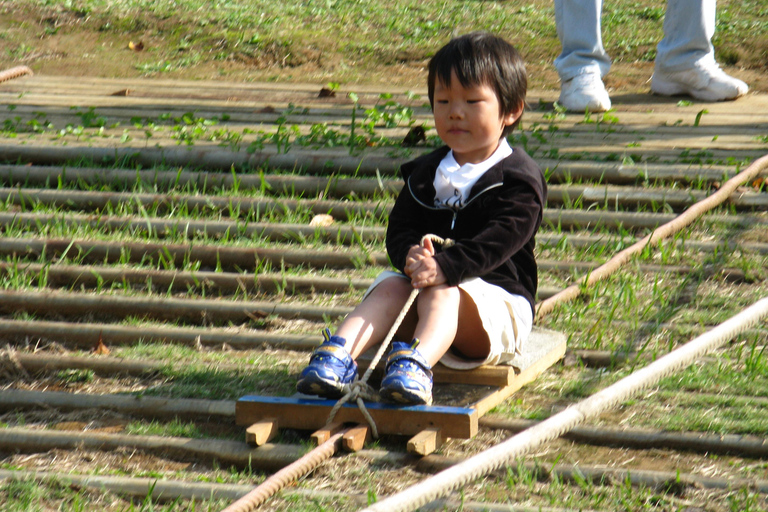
top-left (221, 428), bottom-right (347, 512)
top-left (326, 234), bottom-right (454, 438)
top-left (0, 66), bottom-right (33, 84)
top-left (362, 297), bottom-right (768, 512)
top-left (360, 154), bottom-right (768, 512)
top-left (536, 153), bottom-right (768, 322)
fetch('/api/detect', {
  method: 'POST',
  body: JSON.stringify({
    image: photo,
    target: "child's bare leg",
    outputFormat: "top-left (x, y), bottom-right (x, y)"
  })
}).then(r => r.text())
top-left (297, 276), bottom-right (414, 398)
top-left (412, 285), bottom-right (490, 365)
top-left (334, 276), bottom-right (415, 359)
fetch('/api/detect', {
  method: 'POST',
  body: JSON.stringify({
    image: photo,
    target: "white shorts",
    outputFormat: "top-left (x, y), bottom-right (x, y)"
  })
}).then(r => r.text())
top-left (364, 271), bottom-right (533, 370)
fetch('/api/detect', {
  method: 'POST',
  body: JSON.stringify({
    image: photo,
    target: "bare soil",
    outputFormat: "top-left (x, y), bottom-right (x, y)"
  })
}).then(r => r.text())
top-left (1, 0), bottom-right (766, 95)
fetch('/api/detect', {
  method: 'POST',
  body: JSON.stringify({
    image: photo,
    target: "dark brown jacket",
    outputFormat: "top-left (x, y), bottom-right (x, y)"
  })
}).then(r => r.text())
top-left (386, 145), bottom-right (546, 314)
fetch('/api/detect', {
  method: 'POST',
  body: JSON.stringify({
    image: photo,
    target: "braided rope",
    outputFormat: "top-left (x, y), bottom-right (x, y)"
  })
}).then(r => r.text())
top-left (327, 234), bottom-right (454, 438)
top-left (364, 297), bottom-right (768, 511)
top-left (221, 429), bottom-right (347, 512)
top-left (536, 153), bottom-right (768, 322)
top-left (360, 154), bottom-right (768, 512)
top-left (0, 66), bottom-right (33, 84)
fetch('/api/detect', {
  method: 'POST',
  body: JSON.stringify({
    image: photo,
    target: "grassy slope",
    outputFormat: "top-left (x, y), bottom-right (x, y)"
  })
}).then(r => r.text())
top-left (1, 0), bottom-right (766, 91)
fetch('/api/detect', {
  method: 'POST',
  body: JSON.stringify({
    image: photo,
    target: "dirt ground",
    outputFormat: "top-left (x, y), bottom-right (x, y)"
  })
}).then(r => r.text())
top-left (1, 1), bottom-right (765, 96)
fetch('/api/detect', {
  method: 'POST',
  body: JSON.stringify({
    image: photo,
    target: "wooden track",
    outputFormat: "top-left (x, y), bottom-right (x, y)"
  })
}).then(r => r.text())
top-left (2, 74), bottom-right (768, 163)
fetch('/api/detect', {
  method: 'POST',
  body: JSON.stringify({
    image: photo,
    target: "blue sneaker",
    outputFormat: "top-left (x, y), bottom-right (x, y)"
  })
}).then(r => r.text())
top-left (296, 329), bottom-right (358, 398)
top-left (379, 339), bottom-right (433, 406)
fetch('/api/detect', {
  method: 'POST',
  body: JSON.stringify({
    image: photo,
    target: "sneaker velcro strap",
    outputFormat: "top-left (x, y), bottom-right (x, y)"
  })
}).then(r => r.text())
top-left (386, 349), bottom-right (431, 374)
top-left (312, 343), bottom-right (350, 361)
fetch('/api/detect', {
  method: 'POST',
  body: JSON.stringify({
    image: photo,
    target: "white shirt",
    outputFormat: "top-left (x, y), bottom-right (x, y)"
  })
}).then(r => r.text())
top-left (433, 138), bottom-right (513, 210)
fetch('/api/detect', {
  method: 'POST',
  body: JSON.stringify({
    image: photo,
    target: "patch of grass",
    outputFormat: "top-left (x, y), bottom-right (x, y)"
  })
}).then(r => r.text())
top-left (0, 476), bottom-right (227, 511)
top-left (124, 418), bottom-right (207, 438)
top-left (139, 361), bottom-right (296, 400)
top-left (4, 0), bottom-right (766, 86)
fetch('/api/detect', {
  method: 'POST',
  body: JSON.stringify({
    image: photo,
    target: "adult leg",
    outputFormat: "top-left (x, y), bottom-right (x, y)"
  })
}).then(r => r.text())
top-left (554, 0), bottom-right (612, 111)
top-left (554, 0), bottom-right (610, 81)
top-left (651, 0), bottom-right (747, 100)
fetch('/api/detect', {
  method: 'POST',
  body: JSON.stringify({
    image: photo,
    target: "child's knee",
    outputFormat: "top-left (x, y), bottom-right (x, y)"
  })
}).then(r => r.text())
top-left (418, 284), bottom-right (461, 305)
top-left (383, 276), bottom-right (414, 296)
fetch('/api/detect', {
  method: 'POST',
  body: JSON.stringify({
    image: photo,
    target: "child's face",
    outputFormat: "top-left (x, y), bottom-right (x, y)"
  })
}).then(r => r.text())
top-left (433, 70), bottom-right (521, 166)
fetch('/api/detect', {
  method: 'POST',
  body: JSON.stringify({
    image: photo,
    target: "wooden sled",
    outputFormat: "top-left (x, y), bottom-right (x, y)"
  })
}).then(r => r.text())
top-left (236, 327), bottom-right (566, 456)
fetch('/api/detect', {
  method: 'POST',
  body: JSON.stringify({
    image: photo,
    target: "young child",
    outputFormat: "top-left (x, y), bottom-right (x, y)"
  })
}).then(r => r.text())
top-left (297, 32), bottom-right (546, 406)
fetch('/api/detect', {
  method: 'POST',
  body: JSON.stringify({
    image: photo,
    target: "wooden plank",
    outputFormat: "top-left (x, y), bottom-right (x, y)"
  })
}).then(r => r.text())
top-left (472, 340), bottom-right (568, 417)
top-left (407, 428), bottom-right (442, 457)
top-left (245, 418), bottom-right (278, 446)
top-left (236, 396), bottom-right (478, 439)
top-left (342, 424), bottom-right (370, 452)
top-left (357, 358), bottom-right (516, 387)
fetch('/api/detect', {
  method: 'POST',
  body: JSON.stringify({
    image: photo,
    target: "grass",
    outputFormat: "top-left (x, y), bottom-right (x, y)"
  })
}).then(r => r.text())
top-left (0, 478), bottom-right (230, 511)
top-left (1, 3), bottom-right (767, 510)
top-left (3, 0), bottom-right (766, 88)
top-left (124, 418), bottom-right (211, 439)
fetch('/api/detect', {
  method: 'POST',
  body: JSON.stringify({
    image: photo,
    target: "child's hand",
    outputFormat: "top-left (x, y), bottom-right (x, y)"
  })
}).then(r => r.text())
top-left (404, 238), bottom-right (446, 288)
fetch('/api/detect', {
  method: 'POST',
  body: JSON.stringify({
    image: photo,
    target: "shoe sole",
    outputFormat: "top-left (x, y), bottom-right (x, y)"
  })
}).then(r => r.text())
top-left (380, 384), bottom-right (432, 406)
top-left (651, 76), bottom-right (745, 102)
top-left (296, 371), bottom-right (346, 399)
top-left (559, 97), bottom-right (611, 113)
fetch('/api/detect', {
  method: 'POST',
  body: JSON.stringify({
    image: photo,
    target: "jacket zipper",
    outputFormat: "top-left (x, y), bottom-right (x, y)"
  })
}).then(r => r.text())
top-left (407, 179), bottom-right (504, 231)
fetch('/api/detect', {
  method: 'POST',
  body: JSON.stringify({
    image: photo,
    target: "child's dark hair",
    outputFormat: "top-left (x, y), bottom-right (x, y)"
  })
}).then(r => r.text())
top-left (428, 32), bottom-right (527, 136)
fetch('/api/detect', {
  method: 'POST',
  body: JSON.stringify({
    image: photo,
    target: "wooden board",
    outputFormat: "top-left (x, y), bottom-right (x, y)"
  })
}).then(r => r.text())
top-left (357, 358), bottom-right (517, 387)
top-left (236, 396), bottom-right (478, 439)
top-left (472, 339), bottom-right (567, 417)
top-left (236, 329), bottom-right (567, 441)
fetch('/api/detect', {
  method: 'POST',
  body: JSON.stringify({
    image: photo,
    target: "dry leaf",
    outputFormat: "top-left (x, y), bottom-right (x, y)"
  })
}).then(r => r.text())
top-left (128, 41), bottom-right (144, 52)
top-left (309, 214), bottom-right (334, 227)
top-left (318, 87), bottom-right (336, 98)
top-left (93, 334), bottom-right (110, 355)
top-left (402, 125), bottom-right (426, 147)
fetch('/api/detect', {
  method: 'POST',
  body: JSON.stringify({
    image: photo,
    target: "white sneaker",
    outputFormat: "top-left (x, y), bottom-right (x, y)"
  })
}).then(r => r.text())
top-left (558, 73), bottom-right (612, 112)
top-left (651, 63), bottom-right (748, 101)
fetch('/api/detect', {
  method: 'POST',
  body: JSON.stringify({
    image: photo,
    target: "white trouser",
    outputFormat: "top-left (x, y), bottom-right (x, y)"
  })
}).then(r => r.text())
top-left (554, 0), bottom-right (716, 81)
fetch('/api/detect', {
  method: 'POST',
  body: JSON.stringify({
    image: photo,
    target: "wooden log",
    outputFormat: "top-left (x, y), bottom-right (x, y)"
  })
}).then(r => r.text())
top-left (245, 418), bottom-right (278, 447)
top-left (407, 428), bottom-right (442, 457)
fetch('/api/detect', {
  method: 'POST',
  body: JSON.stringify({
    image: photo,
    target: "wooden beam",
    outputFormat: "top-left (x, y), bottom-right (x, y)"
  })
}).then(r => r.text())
top-left (310, 421), bottom-right (345, 446)
top-left (244, 418), bottom-right (278, 446)
top-left (236, 396), bottom-right (478, 439)
top-left (407, 428), bottom-right (442, 457)
top-left (342, 424), bottom-right (370, 452)
top-left (357, 358), bottom-right (515, 387)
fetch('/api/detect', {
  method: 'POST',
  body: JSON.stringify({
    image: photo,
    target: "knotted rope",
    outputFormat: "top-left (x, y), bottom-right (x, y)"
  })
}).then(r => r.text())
top-left (361, 153), bottom-right (768, 512)
top-left (326, 234), bottom-right (454, 438)
top-left (221, 428), bottom-right (348, 512)
top-left (0, 66), bottom-right (33, 84)
top-left (536, 153), bottom-right (768, 322)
